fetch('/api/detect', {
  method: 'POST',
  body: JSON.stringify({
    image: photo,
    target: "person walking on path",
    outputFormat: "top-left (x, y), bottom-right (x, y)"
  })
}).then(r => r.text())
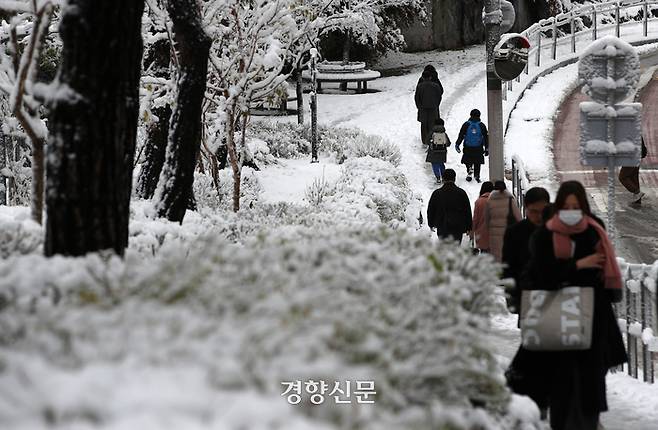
top-left (507, 180), bottom-right (627, 430)
top-left (501, 187), bottom-right (550, 317)
top-left (426, 118), bottom-right (451, 184)
top-left (470, 181), bottom-right (494, 253)
top-left (485, 180), bottom-right (521, 263)
top-left (416, 64), bottom-right (444, 118)
top-left (415, 67), bottom-right (444, 146)
top-left (427, 168), bottom-right (472, 242)
top-left (455, 109), bottom-right (489, 182)
top-left (619, 137), bottom-right (648, 205)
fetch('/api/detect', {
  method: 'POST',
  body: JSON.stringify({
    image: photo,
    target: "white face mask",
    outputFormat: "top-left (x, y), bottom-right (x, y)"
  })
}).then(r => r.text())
top-left (559, 209), bottom-right (583, 226)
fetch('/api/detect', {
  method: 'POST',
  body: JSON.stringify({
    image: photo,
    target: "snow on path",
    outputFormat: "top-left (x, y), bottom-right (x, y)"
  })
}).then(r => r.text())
top-left (318, 46), bottom-right (489, 208)
top-left (257, 157), bottom-right (342, 204)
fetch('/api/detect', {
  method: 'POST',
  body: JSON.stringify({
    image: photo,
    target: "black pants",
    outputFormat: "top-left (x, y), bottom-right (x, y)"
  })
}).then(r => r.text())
top-left (420, 121), bottom-right (431, 145)
top-left (465, 163), bottom-right (481, 179)
top-left (438, 231), bottom-right (462, 243)
top-left (549, 366), bottom-right (600, 430)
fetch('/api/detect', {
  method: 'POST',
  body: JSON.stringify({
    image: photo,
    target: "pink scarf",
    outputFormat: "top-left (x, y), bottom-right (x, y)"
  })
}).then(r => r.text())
top-left (545, 214), bottom-right (622, 290)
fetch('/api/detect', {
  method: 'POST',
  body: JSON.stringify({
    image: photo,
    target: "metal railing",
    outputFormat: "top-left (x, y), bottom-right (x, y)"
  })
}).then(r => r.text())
top-left (617, 259), bottom-right (658, 383)
top-left (510, 154), bottom-right (529, 213)
top-left (501, 0), bottom-right (658, 124)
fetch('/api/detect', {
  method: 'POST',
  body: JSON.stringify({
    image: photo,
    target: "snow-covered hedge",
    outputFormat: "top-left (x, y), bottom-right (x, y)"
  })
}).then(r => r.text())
top-left (314, 157), bottom-right (419, 225)
top-left (0, 154), bottom-right (415, 259)
top-left (0, 206), bottom-right (41, 257)
top-left (248, 121), bottom-right (311, 160)
top-left (0, 226), bottom-right (539, 429)
top-left (248, 121), bottom-right (401, 167)
top-left (192, 168), bottom-right (262, 211)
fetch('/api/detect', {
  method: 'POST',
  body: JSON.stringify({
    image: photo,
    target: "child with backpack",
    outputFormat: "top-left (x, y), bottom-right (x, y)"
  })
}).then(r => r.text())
top-left (426, 118), bottom-right (451, 184)
top-left (455, 109), bottom-right (489, 182)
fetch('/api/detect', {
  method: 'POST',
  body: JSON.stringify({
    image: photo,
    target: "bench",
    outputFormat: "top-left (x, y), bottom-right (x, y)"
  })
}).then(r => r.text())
top-left (301, 69), bottom-right (381, 94)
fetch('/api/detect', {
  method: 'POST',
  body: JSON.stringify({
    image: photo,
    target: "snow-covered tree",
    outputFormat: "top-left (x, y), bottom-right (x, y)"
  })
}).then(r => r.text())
top-left (45, 0), bottom-right (144, 256)
top-left (304, 0), bottom-right (425, 62)
top-left (204, 0), bottom-right (302, 212)
top-left (153, 0), bottom-right (211, 223)
top-left (136, 0), bottom-right (175, 200)
top-left (0, 1), bottom-right (56, 224)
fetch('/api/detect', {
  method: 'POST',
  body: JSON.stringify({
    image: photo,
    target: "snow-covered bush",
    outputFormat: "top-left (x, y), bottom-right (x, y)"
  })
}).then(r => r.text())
top-left (192, 168), bottom-right (263, 211)
top-left (0, 225), bottom-right (538, 429)
top-left (305, 174), bottom-right (335, 206)
top-left (248, 120), bottom-right (401, 166)
top-left (344, 134), bottom-right (401, 167)
top-left (0, 207), bottom-right (42, 257)
top-left (325, 157), bottom-right (413, 224)
top-left (5, 167), bottom-right (31, 207)
top-left (246, 137), bottom-right (277, 165)
top-left (248, 120), bottom-right (311, 158)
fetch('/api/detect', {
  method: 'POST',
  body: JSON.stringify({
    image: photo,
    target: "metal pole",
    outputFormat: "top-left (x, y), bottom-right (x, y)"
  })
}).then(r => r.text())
top-left (642, 0), bottom-right (649, 37)
top-left (551, 17), bottom-right (557, 60)
top-left (484, 0), bottom-right (505, 181)
top-left (593, 8), bottom-right (598, 41)
top-left (641, 282), bottom-right (649, 382)
top-left (536, 31), bottom-right (541, 68)
top-left (606, 59), bottom-right (617, 244)
top-left (310, 48), bottom-right (319, 164)
top-left (570, 13), bottom-right (576, 53)
top-left (615, 2), bottom-right (620, 37)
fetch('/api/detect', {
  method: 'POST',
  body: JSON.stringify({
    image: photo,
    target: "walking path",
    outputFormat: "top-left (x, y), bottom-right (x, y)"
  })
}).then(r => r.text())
top-left (553, 68), bottom-right (658, 263)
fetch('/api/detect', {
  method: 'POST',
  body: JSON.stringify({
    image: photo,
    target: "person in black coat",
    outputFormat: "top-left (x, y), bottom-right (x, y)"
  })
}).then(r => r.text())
top-left (502, 187), bottom-right (551, 318)
top-left (415, 67), bottom-right (444, 146)
top-left (416, 65), bottom-right (444, 118)
top-left (507, 181), bottom-right (627, 430)
top-left (455, 109), bottom-right (489, 182)
top-left (427, 168), bottom-right (472, 242)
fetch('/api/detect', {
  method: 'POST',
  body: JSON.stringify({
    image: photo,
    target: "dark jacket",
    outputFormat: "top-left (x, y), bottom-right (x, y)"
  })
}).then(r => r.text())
top-left (426, 125), bottom-right (451, 163)
top-left (502, 219), bottom-right (538, 314)
top-left (415, 79), bottom-right (443, 124)
top-left (427, 182), bottom-right (472, 237)
top-left (508, 223), bottom-right (627, 414)
top-left (455, 119), bottom-right (489, 165)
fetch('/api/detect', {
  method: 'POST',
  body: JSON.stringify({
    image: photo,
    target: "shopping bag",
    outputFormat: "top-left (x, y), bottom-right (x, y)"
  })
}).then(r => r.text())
top-left (520, 287), bottom-right (594, 351)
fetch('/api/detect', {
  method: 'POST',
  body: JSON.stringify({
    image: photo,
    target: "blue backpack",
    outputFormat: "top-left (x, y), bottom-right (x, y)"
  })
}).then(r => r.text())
top-left (464, 120), bottom-right (483, 147)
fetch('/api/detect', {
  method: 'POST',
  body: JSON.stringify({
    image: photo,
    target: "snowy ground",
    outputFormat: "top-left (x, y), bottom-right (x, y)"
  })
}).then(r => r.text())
top-left (255, 45), bottom-right (490, 213)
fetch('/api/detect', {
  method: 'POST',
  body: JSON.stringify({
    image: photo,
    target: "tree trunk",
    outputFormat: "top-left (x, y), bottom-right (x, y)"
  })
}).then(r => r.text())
top-left (295, 62), bottom-right (304, 125)
top-left (44, 0), bottom-right (144, 257)
top-left (136, 38), bottom-right (172, 200)
top-left (154, 0), bottom-right (211, 223)
top-left (136, 104), bottom-right (171, 199)
top-left (225, 107), bottom-right (241, 212)
top-left (30, 136), bottom-right (44, 223)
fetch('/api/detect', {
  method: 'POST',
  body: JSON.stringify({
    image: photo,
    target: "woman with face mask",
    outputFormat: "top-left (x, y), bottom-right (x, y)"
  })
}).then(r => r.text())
top-left (506, 180), bottom-right (627, 430)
